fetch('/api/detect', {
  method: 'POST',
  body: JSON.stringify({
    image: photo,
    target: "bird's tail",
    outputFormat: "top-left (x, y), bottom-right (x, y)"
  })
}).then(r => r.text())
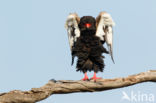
top-left (82, 59), bottom-right (93, 70)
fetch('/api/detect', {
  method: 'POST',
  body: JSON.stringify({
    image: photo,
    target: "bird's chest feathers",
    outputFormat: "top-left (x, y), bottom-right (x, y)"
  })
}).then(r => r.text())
top-left (79, 34), bottom-right (99, 47)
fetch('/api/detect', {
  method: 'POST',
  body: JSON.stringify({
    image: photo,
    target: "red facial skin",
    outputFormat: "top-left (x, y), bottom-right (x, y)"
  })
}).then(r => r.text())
top-left (85, 23), bottom-right (91, 28)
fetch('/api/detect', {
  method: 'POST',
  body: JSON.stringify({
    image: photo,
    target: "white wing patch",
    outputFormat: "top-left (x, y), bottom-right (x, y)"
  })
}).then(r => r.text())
top-left (65, 13), bottom-right (80, 51)
top-left (96, 12), bottom-right (115, 63)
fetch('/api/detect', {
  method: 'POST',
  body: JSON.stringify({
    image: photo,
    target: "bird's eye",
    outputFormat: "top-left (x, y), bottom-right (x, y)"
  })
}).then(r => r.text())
top-left (84, 23), bottom-right (91, 28)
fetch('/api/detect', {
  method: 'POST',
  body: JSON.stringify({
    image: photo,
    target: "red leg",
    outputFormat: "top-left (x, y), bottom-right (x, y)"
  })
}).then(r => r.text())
top-left (82, 72), bottom-right (89, 81)
top-left (91, 72), bottom-right (102, 81)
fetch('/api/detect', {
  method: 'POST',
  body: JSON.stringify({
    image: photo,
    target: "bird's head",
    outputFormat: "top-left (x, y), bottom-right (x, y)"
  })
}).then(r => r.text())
top-left (79, 16), bottom-right (96, 31)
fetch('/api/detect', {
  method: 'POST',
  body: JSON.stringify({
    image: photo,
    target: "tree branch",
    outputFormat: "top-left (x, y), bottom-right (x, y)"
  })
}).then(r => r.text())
top-left (0, 70), bottom-right (156, 103)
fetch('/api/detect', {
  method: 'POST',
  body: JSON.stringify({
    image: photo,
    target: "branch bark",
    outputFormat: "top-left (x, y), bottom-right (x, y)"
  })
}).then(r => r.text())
top-left (0, 70), bottom-right (156, 103)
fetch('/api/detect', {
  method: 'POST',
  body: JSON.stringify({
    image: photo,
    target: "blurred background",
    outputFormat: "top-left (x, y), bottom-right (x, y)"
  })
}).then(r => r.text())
top-left (0, 0), bottom-right (155, 103)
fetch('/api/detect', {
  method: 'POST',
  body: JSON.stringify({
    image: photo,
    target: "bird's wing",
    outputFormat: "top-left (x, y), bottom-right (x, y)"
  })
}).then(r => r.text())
top-left (65, 13), bottom-right (80, 51)
top-left (96, 12), bottom-right (115, 63)
top-left (65, 13), bottom-right (80, 65)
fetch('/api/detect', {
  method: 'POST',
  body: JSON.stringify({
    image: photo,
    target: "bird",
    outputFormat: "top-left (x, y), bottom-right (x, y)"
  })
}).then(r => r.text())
top-left (65, 12), bottom-right (115, 81)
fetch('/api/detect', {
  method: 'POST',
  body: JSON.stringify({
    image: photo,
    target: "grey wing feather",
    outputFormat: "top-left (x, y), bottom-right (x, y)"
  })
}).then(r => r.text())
top-left (65, 13), bottom-right (80, 51)
top-left (65, 13), bottom-right (80, 65)
top-left (96, 12), bottom-right (115, 63)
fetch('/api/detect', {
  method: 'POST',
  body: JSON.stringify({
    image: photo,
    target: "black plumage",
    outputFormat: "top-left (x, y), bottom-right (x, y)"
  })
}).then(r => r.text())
top-left (72, 16), bottom-right (108, 73)
top-left (65, 12), bottom-right (115, 80)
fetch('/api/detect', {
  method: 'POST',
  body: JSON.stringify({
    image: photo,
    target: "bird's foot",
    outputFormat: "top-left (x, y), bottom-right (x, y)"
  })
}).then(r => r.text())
top-left (81, 72), bottom-right (89, 81)
top-left (90, 72), bottom-right (102, 81)
top-left (82, 76), bottom-right (89, 81)
top-left (90, 76), bottom-right (102, 81)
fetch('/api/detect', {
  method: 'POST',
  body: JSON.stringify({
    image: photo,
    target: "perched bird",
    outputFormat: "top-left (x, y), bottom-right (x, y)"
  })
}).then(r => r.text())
top-left (65, 12), bottom-right (115, 81)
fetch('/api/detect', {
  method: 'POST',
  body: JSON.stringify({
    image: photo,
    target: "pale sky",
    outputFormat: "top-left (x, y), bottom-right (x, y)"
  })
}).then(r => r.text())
top-left (0, 0), bottom-right (156, 103)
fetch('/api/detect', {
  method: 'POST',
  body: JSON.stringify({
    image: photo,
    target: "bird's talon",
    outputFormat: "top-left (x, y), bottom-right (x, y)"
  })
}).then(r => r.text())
top-left (81, 73), bottom-right (89, 81)
top-left (90, 77), bottom-right (102, 81)
top-left (90, 72), bottom-right (102, 81)
top-left (82, 77), bottom-right (89, 81)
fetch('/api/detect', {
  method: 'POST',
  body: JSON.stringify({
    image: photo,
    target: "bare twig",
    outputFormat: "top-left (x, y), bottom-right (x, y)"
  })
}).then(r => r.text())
top-left (0, 70), bottom-right (156, 103)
